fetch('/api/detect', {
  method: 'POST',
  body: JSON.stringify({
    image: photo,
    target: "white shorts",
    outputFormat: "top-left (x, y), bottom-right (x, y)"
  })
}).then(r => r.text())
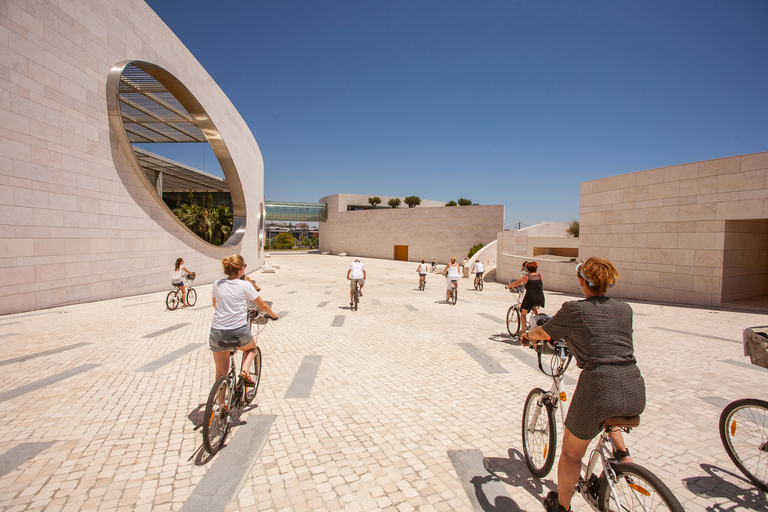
top-left (446, 277), bottom-right (459, 289)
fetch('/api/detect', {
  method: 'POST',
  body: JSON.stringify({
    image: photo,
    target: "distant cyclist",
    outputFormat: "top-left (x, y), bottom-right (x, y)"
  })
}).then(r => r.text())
top-left (472, 260), bottom-right (484, 287)
top-left (347, 258), bottom-right (366, 306)
top-left (431, 259), bottom-right (437, 272)
top-left (416, 260), bottom-right (428, 289)
top-left (443, 256), bottom-right (461, 302)
top-left (171, 257), bottom-right (195, 307)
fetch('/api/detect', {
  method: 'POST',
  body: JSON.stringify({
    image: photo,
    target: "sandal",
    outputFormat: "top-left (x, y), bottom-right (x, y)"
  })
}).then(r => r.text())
top-left (239, 371), bottom-right (255, 386)
top-left (544, 492), bottom-right (571, 512)
top-left (613, 448), bottom-right (631, 462)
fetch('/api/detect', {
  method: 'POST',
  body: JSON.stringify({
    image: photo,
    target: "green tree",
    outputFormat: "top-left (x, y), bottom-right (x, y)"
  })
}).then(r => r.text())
top-left (567, 219), bottom-right (579, 238)
top-left (368, 196), bottom-right (382, 207)
top-left (468, 243), bottom-right (484, 259)
top-left (387, 197), bottom-right (401, 208)
top-left (445, 200), bottom-right (457, 206)
top-left (404, 195), bottom-right (421, 208)
top-left (457, 198), bottom-right (473, 206)
top-left (270, 232), bottom-right (296, 250)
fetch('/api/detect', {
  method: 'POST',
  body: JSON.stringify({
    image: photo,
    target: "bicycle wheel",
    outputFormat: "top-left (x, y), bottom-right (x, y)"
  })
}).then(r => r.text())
top-left (474, 279), bottom-right (479, 291)
top-left (202, 376), bottom-right (232, 455)
top-left (479, 279), bottom-right (483, 291)
top-left (451, 287), bottom-right (457, 305)
top-left (244, 346), bottom-right (262, 404)
top-left (599, 462), bottom-right (684, 512)
top-left (719, 398), bottom-right (768, 492)
top-left (353, 287), bottom-right (359, 311)
top-left (507, 306), bottom-right (521, 337)
top-left (166, 291), bottom-right (180, 310)
top-left (187, 288), bottom-right (197, 306)
top-left (521, 387), bottom-right (556, 477)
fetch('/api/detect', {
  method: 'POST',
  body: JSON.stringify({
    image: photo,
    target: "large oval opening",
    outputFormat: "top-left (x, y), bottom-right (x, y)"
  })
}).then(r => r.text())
top-left (107, 61), bottom-right (246, 247)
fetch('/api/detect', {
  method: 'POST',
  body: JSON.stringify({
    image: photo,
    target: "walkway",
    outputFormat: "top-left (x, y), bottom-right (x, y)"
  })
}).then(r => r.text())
top-left (0, 253), bottom-right (765, 511)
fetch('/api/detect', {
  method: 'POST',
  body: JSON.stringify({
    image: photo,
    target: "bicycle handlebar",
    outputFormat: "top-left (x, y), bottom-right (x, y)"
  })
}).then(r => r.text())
top-left (523, 337), bottom-right (572, 377)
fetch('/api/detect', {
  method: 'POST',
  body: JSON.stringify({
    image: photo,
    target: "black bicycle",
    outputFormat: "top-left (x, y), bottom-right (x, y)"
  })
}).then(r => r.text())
top-left (474, 274), bottom-right (484, 291)
top-left (202, 312), bottom-right (274, 455)
top-left (352, 280), bottom-right (360, 311)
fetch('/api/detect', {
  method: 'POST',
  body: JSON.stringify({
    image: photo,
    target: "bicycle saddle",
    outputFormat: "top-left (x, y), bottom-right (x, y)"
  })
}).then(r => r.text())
top-left (602, 416), bottom-right (641, 428)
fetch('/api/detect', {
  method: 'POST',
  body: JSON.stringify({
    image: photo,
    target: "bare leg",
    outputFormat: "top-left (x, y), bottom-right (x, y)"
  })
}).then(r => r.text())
top-left (180, 284), bottom-right (188, 306)
top-left (520, 308), bottom-right (529, 332)
top-left (609, 430), bottom-right (633, 462)
top-left (213, 351), bottom-right (230, 380)
top-left (557, 426), bottom-right (590, 510)
top-left (239, 340), bottom-right (256, 372)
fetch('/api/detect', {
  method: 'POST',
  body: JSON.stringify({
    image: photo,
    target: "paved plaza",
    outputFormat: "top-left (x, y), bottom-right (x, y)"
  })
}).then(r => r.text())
top-left (0, 253), bottom-right (766, 512)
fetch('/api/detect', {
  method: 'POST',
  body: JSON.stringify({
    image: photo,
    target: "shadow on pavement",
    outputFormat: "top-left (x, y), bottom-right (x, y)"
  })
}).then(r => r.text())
top-left (473, 448), bottom-right (556, 512)
top-left (683, 463), bottom-right (767, 511)
top-left (489, 333), bottom-right (522, 346)
top-left (188, 404), bottom-right (205, 430)
top-left (470, 475), bottom-right (522, 512)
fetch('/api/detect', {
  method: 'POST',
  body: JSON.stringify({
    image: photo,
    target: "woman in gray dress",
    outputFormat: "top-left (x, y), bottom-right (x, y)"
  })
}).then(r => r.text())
top-left (522, 257), bottom-right (645, 512)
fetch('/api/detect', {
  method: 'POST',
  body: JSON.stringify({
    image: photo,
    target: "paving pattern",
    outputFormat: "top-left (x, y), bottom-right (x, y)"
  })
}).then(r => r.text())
top-left (0, 253), bottom-right (766, 511)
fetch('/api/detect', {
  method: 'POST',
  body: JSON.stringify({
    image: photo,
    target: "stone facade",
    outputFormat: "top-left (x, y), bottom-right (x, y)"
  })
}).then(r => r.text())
top-left (0, 0), bottom-right (265, 315)
top-left (318, 194), bottom-right (504, 264)
top-left (579, 151), bottom-right (768, 307)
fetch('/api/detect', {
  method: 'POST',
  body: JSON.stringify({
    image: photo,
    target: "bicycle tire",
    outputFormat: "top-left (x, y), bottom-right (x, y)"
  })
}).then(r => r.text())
top-left (244, 346), bottom-right (262, 405)
top-left (474, 279), bottom-right (479, 291)
top-left (203, 375), bottom-right (232, 455)
top-left (479, 279), bottom-right (483, 291)
top-left (353, 286), bottom-right (359, 311)
top-left (521, 387), bottom-right (556, 477)
top-left (187, 288), bottom-right (197, 306)
top-left (507, 306), bottom-right (521, 337)
top-left (719, 398), bottom-right (768, 492)
top-left (598, 462), bottom-right (685, 512)
top-left (451, 287), bottom-right (457, 305)
top-left (166, 291), bottom-right (180, 310)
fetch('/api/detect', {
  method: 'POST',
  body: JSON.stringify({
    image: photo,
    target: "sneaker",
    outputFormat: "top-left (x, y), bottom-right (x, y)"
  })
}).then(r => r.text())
top-left (544, 492), bottom-right (570, 512)
top-left (350, 302), bottom-right (353, 307)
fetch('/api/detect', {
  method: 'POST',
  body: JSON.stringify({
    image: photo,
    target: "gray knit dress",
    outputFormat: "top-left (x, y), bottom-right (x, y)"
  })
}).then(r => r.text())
top-left (542, 295), bottom-right (646, 440)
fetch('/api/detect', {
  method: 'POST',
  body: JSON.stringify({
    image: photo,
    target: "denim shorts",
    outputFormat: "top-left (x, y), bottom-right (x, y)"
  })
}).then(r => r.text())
top-left (209, 325), bottom-right (252, 353)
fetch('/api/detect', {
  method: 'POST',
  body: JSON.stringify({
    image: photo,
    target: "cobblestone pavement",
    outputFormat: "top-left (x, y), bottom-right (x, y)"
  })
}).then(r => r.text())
top-left (0, 253), bottom-right (766, 512)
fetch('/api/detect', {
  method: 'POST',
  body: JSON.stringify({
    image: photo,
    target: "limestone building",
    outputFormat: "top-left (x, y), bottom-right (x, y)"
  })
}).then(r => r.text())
top-left (1, 0), bottom-right (266, 315)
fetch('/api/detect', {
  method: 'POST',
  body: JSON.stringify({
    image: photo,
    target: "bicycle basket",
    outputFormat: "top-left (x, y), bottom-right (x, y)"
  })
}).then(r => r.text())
top-left (743, 326), bottom-right (768, 369)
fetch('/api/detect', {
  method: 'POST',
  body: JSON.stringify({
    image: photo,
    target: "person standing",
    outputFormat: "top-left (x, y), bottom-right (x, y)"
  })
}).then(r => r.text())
top-left (347, 258), bottom-right (366, 306)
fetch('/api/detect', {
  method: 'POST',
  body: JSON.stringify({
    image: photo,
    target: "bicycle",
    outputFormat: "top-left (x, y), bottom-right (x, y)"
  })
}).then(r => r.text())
top-left (449, 282), bottom-right (458, 305)
top-left (506, 285), bottom-right (526, 336)
top-left (166, 274), bottom-right (197, 310)
top-left (419, 274), bottom-right (426, 291)
top-left (521, 338), bottom-right (684, 512)
top-left (474, 273), bottom-right (484, 291)
top-left (718, 327), bottom-right (768, 492)
top-left (352, 280), bottom-right (360, 311)
top-left (202, 312), bottom-right (275, 455)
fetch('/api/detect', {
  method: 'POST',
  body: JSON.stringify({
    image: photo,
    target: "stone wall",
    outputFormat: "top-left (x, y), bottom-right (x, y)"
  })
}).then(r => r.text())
top-left (318, 194), bottom-right (504, 263)
top-left (579, 152), bottom-right (768, 307)
top-left (0, 0), bottom-right (265, 315)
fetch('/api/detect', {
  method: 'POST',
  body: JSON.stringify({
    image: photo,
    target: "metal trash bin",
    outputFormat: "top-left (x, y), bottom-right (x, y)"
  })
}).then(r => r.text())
top-left (743, 326), bottom-right (768, 369)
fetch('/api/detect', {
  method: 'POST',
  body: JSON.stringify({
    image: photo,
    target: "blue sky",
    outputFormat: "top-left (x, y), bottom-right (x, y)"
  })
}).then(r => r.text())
top-left (144, 0), bottom-right (768, 228)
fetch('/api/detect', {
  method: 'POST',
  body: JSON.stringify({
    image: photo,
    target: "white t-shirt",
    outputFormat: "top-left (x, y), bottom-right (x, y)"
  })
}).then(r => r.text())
top-left (211, 279), bottom-right (260, 330)
top-left (418, 264), bottom-right (428, 274)
top-left (445, 263), bottom-right (460, 279)
top-left (171, 268), bottom-right (183, 282)
top-left (349, 261), bottom-right (365, 280)
top-left (474, 262), bottom-right (484, 273)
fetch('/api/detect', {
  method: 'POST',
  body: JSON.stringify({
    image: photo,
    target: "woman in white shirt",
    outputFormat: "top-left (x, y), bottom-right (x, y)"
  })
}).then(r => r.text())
top-left (416, 260), bottom-right (428, 289)
top-left (171, 258), bottom-right (195, 307)
top-left (443, 256), bottom-right (461, 302)
top-left (210, 255), bottom-right (278, 383)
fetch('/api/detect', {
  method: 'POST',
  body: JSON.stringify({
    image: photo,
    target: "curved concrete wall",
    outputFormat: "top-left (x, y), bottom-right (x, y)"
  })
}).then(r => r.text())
top-left (0, 0), bottom-right (265, 315)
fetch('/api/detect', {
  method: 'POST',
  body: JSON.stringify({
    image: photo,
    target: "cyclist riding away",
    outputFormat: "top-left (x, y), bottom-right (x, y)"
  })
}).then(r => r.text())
top-left (431, 258), bottom-right (437, 272)
top-left (472, 260), bottom-right (484, 287)
top-left (521, 257), bottom-right (645, 512)
top-left (417, 260), bottom-right (428, 289)
top-left (171, 257), bottom-right (195, 307)
top-left (210, 255), bottom-right (278, 385)
top-left (506, 261), bottom-right (544, 333)
top-left (443, 256), bottom-right (461, 302)
top-left (347, 258), bottom-right (366, 307)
